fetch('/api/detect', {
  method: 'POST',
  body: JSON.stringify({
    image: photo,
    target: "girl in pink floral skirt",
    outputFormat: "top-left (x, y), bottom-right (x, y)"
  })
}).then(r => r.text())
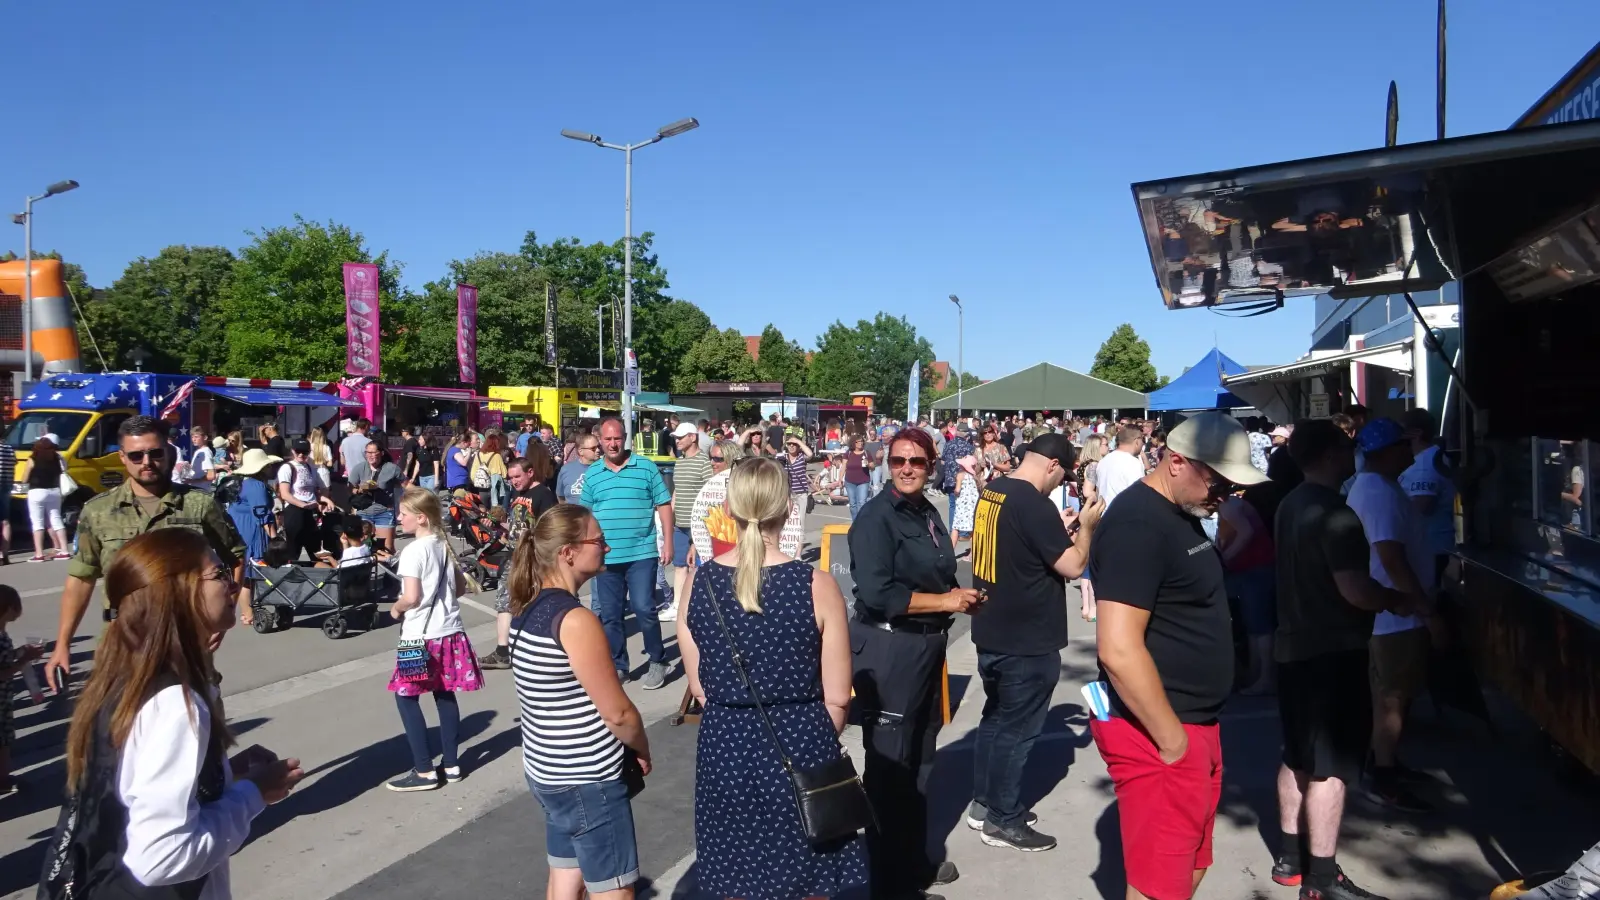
top-left (386, 487), bottom-right (483, 792)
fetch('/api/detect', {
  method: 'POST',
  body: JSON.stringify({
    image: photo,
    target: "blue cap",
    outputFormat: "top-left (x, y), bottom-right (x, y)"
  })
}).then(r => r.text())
top-left (1357, 417), bottom-right (1406, 453)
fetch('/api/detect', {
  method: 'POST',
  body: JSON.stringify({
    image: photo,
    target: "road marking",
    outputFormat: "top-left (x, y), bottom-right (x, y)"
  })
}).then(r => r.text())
top-left (650, 849), bottom-right (698, 897)
top-left (459, 596), bottom-right (498, 617)
top-left (18, 587), bottom-right (62, 599)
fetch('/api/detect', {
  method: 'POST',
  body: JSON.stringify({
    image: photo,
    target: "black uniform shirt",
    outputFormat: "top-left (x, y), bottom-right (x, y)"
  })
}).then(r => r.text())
top-left (848, 487), bottom-right (959, 629)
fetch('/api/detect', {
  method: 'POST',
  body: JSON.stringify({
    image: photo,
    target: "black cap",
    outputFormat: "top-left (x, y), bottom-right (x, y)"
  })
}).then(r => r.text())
top-left (1024, 432), bottom-right (1076, 469)
top-left (290, 438), bottom-right (312, 456)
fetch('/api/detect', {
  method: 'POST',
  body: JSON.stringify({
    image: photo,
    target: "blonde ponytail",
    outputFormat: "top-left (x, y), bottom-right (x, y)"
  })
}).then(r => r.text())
top-left (724, 458), bottom-right (793, 615)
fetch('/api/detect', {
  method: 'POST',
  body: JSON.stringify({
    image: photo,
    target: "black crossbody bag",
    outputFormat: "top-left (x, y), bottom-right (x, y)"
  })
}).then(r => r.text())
top-left (705, 587), bottom-right (875, 846)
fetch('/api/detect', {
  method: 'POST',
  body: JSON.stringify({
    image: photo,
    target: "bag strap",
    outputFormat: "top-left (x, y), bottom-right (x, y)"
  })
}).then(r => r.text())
top-left (703, 580), bottom-right (796, 774)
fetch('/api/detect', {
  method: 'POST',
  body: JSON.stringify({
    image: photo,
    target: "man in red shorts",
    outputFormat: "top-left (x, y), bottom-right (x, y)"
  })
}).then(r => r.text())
top-left (1089, 412), bottom-right (1266, 900)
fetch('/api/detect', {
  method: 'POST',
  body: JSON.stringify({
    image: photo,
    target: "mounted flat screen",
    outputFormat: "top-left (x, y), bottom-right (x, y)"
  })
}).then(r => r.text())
top-left (1131, 121), bottom-right (1600, 310)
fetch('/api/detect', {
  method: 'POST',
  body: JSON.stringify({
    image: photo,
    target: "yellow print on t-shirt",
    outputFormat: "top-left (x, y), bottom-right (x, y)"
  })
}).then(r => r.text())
top-left (972, 487), bottom-right (1006, 583)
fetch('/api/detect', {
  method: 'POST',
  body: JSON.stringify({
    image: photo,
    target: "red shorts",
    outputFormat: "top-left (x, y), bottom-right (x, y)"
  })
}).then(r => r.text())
top-left (1091, 716), bottom-right (1223, 900)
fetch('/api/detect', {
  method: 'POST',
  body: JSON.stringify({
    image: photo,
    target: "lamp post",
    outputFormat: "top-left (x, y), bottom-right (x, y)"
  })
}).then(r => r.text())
top-left (949, 294), bottom-right (964, 420)
top-left (596, 303), bottom-right (605, 368)
top-left (12, 179), bottom-right (79, 383)
top-left (561, 118), bottom-right (699, 441)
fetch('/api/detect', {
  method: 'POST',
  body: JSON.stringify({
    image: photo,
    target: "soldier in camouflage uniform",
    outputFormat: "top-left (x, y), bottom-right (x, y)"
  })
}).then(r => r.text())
top-left (44, 416), bottom-right (248, 691)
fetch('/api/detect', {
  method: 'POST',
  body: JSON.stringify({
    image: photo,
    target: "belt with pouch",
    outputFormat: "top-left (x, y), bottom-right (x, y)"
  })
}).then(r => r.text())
top-left (855, 614), bottom-right (950, 635)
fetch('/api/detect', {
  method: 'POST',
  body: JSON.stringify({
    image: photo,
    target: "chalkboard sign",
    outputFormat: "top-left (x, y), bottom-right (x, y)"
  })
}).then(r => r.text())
top-left (819, 524), bottom-right (855, 617)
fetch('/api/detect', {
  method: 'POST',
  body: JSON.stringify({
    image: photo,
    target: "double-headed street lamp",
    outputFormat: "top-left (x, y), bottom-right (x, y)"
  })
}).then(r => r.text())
top-left (12, 180), bottom-right (80, 383)
top-left (561, 118), bottom-right (699, 441)
top-left (949, 294), bottom-right (964, 419)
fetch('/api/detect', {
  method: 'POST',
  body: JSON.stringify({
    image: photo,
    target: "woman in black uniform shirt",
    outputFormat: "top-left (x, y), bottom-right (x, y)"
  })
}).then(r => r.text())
top-left (848, 425), bottom-right (979, 900)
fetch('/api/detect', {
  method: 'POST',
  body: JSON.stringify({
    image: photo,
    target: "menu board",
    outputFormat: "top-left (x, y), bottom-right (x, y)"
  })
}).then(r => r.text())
top-left (689, 471), bottom-right (803, 561)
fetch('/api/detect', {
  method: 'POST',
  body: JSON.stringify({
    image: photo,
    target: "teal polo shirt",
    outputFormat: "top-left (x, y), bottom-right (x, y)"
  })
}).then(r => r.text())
top-left (578, 453), bottom-right (671, 565)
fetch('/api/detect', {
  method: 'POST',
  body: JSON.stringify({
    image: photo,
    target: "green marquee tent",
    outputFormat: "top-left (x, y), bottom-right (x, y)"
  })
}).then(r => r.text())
top-left (929, 362), bottom-right (1146, 414)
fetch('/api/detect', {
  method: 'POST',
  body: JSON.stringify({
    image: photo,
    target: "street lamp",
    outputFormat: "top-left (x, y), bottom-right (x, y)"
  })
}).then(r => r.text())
top-left (561, 119), bottom-right (699, 441)
top-left (949, 294), bottom-right (964, 420)
top-left (14, 180), bottom-right (80, 383)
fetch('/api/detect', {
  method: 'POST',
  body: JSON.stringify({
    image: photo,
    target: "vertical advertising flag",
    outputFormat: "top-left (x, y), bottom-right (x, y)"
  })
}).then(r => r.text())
top-left (544, 283), bottom-right (558, 366)
top-left (342, 263), bottom-right (381, 376)
top-left (906, 359), bottom-right (920, 422)
top-left (457, 283), bottom-right (479, 385)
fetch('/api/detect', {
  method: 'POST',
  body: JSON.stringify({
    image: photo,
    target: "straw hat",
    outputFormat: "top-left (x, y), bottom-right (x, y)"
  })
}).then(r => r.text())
top-left (233, 448), bottom-right (282, 477)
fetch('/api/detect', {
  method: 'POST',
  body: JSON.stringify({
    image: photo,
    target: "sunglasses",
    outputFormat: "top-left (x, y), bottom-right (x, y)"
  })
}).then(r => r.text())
top-left (888, 456), bottom-right (930, 470)
top-left (203, 568), bottom-right (239, 593)
top-left (569, 537), bottom-right (605, 548)
top-left (123, 448), bottom-right (167, 463)
top-left (1190, 459), bottom-right (1236, 497)
top-left (709, 454), bottom-right (725, 463)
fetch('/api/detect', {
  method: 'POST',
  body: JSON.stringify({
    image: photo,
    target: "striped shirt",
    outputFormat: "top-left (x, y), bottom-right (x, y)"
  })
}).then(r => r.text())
top-left (784, 453), bottom-right (809, 494)
top-left (0, 441), bottom-right (14, 490)
top-left (579, 453), bottom-right (670, 564)
top-left (511, 589), bottom-right (625, 786)
top-left (670, 451), bottom-right (714, 529)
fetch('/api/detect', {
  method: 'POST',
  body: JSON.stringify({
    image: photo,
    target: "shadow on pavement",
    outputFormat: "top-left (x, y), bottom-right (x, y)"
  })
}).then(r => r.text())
top-left (244, 709), bottom-right (515, 846)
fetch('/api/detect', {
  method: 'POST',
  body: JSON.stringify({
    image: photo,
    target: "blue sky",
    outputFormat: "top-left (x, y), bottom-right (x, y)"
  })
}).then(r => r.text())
top-left (6, 1), bottom-right (1594, 380)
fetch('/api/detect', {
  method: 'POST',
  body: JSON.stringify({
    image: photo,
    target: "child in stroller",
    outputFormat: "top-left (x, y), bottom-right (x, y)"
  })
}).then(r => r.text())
top-left (248, 519), bottom-right (395, 639)
top-left (457, 502), bottom-right (511, 592)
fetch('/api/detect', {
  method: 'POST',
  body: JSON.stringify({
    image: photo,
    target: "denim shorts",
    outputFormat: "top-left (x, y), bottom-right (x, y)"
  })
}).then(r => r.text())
top-left (672, 526), bottom-right (692, 567)
top-left (526, 775), bottom-right (639, 894)
top-left (358, 506), bottom-right (395, 528)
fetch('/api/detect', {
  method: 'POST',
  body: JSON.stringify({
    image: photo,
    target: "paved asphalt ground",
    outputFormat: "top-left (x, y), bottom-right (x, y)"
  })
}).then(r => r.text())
top-left (2, 492), bottom-right (1596, 899)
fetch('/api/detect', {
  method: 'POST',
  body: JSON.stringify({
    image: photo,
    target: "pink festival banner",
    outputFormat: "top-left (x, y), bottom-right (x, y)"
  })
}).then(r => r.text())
top-left (457, 283), bottom-right (479, 385)
top-left (342, 263), bottom-right (381, 376)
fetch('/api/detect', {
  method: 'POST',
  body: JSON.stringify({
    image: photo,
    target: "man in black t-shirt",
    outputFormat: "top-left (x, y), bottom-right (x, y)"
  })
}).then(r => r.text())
top-left (765, 415), bottom-right (786, 458)
top-left (1269, 420), bottom-right (1405, 900)
top-left (969, 433), bottom-right (1102, 852)
top-left (478, 457), bottom-right (558, 670)
top-left (1089, 412), bottom-right (1266, 900)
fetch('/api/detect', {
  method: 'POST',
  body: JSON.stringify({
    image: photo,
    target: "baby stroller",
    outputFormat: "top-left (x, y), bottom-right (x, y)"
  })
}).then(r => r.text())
top-left (445, 489), bottom-right (490, 538)
top-left (248, 559), bottom-right (391, 639)
top-left (459, 507), bottom-right (511, 591)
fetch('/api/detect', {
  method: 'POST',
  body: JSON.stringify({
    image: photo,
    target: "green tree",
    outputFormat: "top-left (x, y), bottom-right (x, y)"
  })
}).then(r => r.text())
top-left (1089, 323), bottom-right (1162, 392)
top-left (925, 370), bottom-right (982, 404)
top-left (73, 246), bottom-right (236, 375)
top-left (753, 324), bottom-right (809, 396)
top-left (807, 313), bottom-right (936, 420)
top-left (672, 327), bottom-right (757, 394)
top-left (218, 217), bottom-right (404, 380)
top-left (521, 230), bottom-right (693, 391)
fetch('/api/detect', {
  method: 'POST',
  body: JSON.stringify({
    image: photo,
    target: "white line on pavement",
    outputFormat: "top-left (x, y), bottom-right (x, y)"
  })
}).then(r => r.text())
top-left (18, 587), bottom-right (61, 598)
top-left (459, 595), bottom-right (498, 617)
top-left (650, 849), bottom-right (698, 897)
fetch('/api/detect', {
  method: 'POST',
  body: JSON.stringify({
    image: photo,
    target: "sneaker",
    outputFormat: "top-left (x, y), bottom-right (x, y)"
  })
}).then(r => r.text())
top-left (1521, 841), bottom-right (1600, 900)
top-left (981, 822), bottom-right (1057, 852)
top-left (1389, 762), bottom-right (1445, 786)
top-left (1273, 856), bottom-right (1304, 886)
top-left (616, 667), bottom-right (632, 684)
top-left (965, 801), bottom-right (1039, 830)
top-left (442, 766), bottom-right (463, 784)
top-left (931, 861), bottom-right (960, 886)
top-left (385, 770), bottom-right (440, 793)
top-left (641, 662), bottom-right (669, 690)
top-left (658, 602), bottom-right (678, 623)
top-left (1301, 867), bottom-right (1388, 900)
top-left (476, 648), bottom-right (511, 670)
top-left (1368, 778), bottom-right (1431, 813)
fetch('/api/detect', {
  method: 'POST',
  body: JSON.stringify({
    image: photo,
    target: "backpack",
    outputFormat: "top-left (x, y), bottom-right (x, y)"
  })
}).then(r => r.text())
top-left (213, 473), bottom-right (243, 507)
top-left (470, 453), bottom-right (492, 490)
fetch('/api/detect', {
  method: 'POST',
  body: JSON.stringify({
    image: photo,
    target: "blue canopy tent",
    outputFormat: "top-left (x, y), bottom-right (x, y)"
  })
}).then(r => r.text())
top-left (1148, 348), bottom-right (1250, 411)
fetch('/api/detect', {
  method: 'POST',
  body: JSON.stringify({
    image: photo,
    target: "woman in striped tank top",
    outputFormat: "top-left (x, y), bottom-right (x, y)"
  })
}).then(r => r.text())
top-left (507, 504), bottom-right (651, 900)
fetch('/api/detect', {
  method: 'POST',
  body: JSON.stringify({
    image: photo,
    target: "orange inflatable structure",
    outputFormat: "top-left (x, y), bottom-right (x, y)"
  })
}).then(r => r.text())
top-left (0, 257), bottom-right (83, 375)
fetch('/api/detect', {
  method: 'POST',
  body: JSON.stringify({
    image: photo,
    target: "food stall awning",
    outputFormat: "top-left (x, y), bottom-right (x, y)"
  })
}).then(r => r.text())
top-left (638, 403), bottom-right (704, 414)
top-left (1130, 119), bottom-right (1600, 310)
top-left (386, 386), bottom-right (493, 403)
top-left (1223, 340), bottom-right (1413, 387)
top-left (198, 384), bottom-right (363, 408)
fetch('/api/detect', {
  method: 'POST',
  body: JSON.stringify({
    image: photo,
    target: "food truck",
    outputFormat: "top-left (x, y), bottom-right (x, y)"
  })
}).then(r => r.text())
top-left (5, 373), bottom-right (354, 529)
top-left (1126, 69), bottom-right (1600, 777)
top-left (339, 382), bottom-right (489, 449)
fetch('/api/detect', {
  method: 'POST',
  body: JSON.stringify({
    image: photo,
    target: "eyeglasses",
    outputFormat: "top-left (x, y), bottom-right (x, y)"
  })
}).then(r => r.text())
top-left (203, 568), bottom-right (239, 593)
top-left (1190, 459), bottom-right (1237, 497)
top-left (123, 448), bottom-right (167, 463)
top-left (888, 456), bottom-right (930, 470)
top-left (570, 537), bottom-right (605, 548)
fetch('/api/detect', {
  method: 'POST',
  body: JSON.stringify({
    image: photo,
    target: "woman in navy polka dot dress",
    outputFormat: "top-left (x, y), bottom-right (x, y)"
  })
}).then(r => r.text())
top-left (679, 458), bottom-right (866, 900)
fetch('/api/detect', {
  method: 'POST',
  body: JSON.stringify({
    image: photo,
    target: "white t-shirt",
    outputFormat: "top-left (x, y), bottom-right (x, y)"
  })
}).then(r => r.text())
top-left (187, 446), bottom-right (214, 483)
top-left (276, 462), bottom-right (323, 504)
top-left (338, 544), bottom-right (373, 568)
top-left (1095, 449), bottom-right (1146, 507)
top-left (1346, 471), bottom-right (1434, 636)
top-left (1401, 445), bottom-right (1456, 556)
top-left (397, 533), bottom-right (463, 641)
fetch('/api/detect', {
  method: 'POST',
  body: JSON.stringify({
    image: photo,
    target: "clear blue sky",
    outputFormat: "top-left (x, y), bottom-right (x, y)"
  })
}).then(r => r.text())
top-left (6, 1), bottom-right (1594, 380)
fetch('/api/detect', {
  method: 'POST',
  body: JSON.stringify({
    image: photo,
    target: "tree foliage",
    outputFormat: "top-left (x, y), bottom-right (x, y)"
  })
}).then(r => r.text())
top-left (672, 327), bottom-right (757, 394)
top-left (218, 217), bottom-right (404, 381)
top-left (925, 369), bottom-right (982, 404)
top-left (807, 314), bottom-right (935, 420)
top-left (754, 324), bottom-right (809, 396)
top-left (1089, 323), bottom-right (1162, 392)
top-left (74, 246), bottom-right (236, 375)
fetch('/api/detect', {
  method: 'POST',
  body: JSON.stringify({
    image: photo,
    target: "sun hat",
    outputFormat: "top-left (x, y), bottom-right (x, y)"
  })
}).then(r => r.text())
top-left (1165, 412), bottom-right (1269, 486)
top-left (232, 448), bottom-right (282, 477)
top-left (212, 435), bottom-right (229, 449)
top-left (1357, 418), bottom-right (1407, 454)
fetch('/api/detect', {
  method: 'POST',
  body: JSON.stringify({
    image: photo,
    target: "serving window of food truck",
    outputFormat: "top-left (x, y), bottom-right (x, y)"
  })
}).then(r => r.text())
top-left (1129, 117), bottom-right (1600, 773)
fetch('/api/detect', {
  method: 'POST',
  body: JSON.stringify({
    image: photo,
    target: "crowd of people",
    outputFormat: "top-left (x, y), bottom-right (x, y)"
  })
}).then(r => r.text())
top-left (11, 395), bottom-right (1598, 900)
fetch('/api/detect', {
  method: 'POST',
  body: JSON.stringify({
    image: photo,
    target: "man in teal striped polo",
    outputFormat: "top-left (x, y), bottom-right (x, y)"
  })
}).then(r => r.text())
top-left (579, 417), bottom-right (674, 689)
